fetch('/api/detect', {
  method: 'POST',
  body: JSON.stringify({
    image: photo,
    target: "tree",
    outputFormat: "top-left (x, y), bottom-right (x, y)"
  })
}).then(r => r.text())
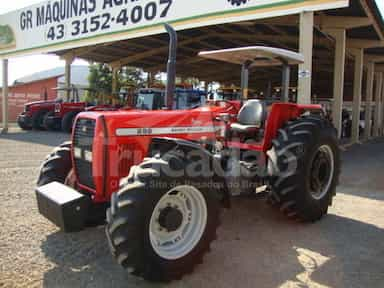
top-left (86, 64), bottom-right (145, 103)
top-left (119, 67), bottom-right (146, 88)
top-left (86, 63), bottom-right (113, 103)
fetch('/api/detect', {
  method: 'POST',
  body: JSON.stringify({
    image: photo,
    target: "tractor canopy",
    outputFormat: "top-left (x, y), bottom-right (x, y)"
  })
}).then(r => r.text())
top-left (198, 46), bottom-right (304, 67)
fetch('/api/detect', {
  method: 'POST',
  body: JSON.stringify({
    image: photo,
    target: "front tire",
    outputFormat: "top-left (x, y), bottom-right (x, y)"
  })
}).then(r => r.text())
top-left (43, 111), bottom-right (59, 131)
top-left (37, 141), bottom-right (107, 226)
top-left (37, 142), bottom-right (72, 186)
top-left (61, 111), bottom-right (78, 133)
top-left (17, 115), bottom-right (31, 130)
top-left (268, 116), bottom-right (341, 222)
top-left (106, 156), bottom-right (221, 282)
top-left (31, 110), bottom-right (48, 130)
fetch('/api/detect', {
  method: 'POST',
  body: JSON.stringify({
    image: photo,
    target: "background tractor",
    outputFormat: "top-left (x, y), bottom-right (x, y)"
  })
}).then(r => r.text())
top-left (17, 99), bottom-right (58, 130)
top-left (36, 25), bottom-right (340, 282)
top-left (44, 86), bottom-right (104, 132)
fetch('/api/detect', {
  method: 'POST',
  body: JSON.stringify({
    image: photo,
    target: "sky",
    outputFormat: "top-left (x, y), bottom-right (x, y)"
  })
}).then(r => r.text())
top-left (0, 0), bottom-right (384, 84)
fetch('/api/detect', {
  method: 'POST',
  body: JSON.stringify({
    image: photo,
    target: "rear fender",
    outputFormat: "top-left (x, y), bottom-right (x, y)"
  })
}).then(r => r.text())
top-left (148, 137), bottom-right (230, 208)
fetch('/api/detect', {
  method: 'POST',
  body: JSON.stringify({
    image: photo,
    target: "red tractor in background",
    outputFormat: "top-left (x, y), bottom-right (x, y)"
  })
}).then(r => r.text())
top-left (17, 99), bottom-right (58, 130)
top-left (36, 24), bottom-right (340, 282)
top-left (43, 86), bottom-right (115, 133)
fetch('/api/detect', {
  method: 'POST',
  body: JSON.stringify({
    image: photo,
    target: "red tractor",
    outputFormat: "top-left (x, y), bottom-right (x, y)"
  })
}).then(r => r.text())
top-left (36, 25), bottom-right (340, 282)
top-left (17, 99), bottom-right (58, 130)
top-left (43, 86), bottom-right (98, 133)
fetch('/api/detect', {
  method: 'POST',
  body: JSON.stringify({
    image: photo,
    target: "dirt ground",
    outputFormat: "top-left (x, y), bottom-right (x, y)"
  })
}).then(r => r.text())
top-left (0, 128), bottom-right (383, 288)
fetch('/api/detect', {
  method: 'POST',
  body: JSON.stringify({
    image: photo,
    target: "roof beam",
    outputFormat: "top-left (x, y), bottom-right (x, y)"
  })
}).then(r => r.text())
top-left (319, 16), bottom-right (372, 30)
top-left (364, 55), bottom-right (384, 63)
top-left (359, 0), bottom-right (384, 40)
top-left (347, 39), bottom-right (384, 49)
top-left (109, 34), bottom-right (212, 67)
top-left (59, 45), bottom-right (102, 60)
top-left (251, 15), bottom-right (372, 30)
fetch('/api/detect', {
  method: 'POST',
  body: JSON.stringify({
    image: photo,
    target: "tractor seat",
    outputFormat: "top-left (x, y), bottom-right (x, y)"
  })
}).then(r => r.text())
top-left (231, 100), bottom-right (266, 133)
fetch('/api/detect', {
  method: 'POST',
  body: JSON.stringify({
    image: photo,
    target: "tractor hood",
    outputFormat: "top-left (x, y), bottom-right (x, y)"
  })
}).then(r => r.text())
top-left (25, 100), bottom-right (58, 107)
top-left (76, 104), bottom-right (238, 138)
top-left (71, 103), bottom-right (240, 202)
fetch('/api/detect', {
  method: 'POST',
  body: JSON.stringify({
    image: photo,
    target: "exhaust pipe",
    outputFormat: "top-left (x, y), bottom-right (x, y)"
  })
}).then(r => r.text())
top-left (164, 24), bottom-right (177, 110)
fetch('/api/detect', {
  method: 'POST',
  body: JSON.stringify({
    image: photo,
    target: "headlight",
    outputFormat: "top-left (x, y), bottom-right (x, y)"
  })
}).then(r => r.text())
top-left (55, 104), bottom-right (61, 113)
top-left (24, 105), bottom-right (30, 113)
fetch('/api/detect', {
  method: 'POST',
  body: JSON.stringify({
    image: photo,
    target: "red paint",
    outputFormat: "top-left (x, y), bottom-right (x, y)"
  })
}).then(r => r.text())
top-left (0, 77), bottom-right (58, 121)
top-left (72, 101), bottom-right (322, 203)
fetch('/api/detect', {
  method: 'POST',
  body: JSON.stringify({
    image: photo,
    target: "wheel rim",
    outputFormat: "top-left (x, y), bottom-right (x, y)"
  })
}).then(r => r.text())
top-left (309, 145), bottom-right (335, 200)
top-left (149, 185), bottom-right (208, 260)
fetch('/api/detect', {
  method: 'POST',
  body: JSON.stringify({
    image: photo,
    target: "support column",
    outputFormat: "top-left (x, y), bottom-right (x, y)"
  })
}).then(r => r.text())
top-left (381, 80), bottom-right (384, 136)
top-left (298, 11), bottom-right (314, 104)
top-left (364, 62), bottom-right (375, 139)
top-left (373, 73), bottom-right (383, 137)
top-left (1, 59), bottom-right (9, 134)
top-left (329, 29), bottom-right (346, 138)
top-left (111, 66), bottom-right (120, 105)
top-left (351, 49), bottom-right (364, 144)
top-left (64, 56), bottom-right (74, 101)
top-left (112, 66), bottom-right (119, 94)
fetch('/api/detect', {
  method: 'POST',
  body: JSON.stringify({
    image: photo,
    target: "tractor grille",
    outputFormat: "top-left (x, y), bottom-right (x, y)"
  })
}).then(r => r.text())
top-left (73, 118), bottom-right (96, 189)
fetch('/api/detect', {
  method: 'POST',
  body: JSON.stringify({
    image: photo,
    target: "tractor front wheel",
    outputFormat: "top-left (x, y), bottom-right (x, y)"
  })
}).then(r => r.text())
top-left (37, 142), bottom-right (72, 186)
top-left (268, 116), bottom-right (340, 222)
top-left (37, 141), bottom-right (107, 226)
top-left (106, 156), bottom-right (220, 282)
top-left (32, 110), bottom-right (48, 130)
top-left (43, 111), bottom-right (59, 131)
top-left (61, 111), bottom-right (78, 133)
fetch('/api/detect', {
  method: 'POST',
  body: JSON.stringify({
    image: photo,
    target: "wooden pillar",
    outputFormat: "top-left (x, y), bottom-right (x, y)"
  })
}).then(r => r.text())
top-left (373, 73), bottom-right (383, 137)
top-left (351, 49), bottom-right (364, 144)
top-left (364, 62), bottom-right (375, 140)
top-left (112, 66), bottom-right (119, 94)
top-left (329, 29), bottom-right (346, 138)
top-left (1, 59), bottom-right (8, 134)
top-left (298, 11), bottom-right (314, 104)
top-left (381, 80), bottom-right (384, 136)
top-left (64, 56), bottom-right (74, 101)
top-left (147, 72), bottom-right (156, 88)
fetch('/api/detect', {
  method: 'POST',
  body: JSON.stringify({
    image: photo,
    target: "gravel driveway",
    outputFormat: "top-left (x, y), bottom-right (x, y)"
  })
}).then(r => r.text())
top-left (0, 129), bottom-right (383, 288)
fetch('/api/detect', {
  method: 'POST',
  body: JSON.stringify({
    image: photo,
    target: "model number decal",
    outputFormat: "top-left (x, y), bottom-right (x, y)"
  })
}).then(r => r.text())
top-left (116, 126), bottom-right (219, 136)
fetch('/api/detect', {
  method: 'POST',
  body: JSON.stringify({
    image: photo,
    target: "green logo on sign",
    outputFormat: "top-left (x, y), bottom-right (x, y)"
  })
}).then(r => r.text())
top-left (0, 25), bottom-right (15, 50)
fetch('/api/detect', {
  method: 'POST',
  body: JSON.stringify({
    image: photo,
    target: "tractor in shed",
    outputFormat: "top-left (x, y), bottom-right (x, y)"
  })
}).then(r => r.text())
top-left (35, 24), bottom-right (340, 282)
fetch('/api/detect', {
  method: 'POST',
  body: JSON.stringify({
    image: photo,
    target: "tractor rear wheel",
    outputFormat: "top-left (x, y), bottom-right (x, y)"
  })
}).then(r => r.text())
top-left (61, 111), bottom-right (78, 133)
top-left (43, 111), bottom-right (58, 131)
top-left (106, 155), bottom-right (221, 282)
top-left (32, 110), bottom-right (48, 130)
top-left (268, 116), bottom-right (340, 222)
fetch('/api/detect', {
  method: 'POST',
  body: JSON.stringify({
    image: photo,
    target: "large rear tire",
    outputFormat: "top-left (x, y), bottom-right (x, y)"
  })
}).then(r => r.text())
top-left (43, 111), bottom-right (59, 131)
top-left (61, 111), bottom-right (78, 133)
top-left (31, 110), bottom-right (48, 130)
top-left (268, 116), bottom-right (340, 222)
top-left (106, 155), bottom-right (221, 282)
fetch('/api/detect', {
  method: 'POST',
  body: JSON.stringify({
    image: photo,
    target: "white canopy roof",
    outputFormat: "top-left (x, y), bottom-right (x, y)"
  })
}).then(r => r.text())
top-left (198, 46), bottom-right (304, 67)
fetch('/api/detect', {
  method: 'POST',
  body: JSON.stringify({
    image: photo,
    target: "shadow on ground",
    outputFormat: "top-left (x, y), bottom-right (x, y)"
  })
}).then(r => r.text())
top-left (340, 137), bottom-right (384, 201)
top-left (0, 130), bottom-right (69, 147)
top-left (40, 198), bottom-right (384, 288)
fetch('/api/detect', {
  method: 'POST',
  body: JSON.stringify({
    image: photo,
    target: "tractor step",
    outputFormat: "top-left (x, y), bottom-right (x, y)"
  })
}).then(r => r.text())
top-left (35, 182), bottom-right (91, 232)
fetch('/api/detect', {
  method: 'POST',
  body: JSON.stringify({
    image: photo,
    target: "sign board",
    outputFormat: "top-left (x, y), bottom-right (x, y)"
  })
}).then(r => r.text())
top-left (0, 0), bottom-right (348, 58)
